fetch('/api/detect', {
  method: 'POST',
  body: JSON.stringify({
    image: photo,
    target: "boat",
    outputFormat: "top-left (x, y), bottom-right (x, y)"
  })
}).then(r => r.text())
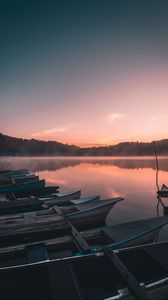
top-left (0, 175), bottom-right (39, 185)
top-left (157, 184), bottom-right (168, 198)
top-left (0, 193), bottom-right (99, 215)
top-left (0, 215), bottom-right (167, 254)
top-left (0, 179), bottom-right (45, 193)
top-left (0, 190), bottom-right (82, 213)
top-left (0, 169), bottom-right (29, 175)
top-left (0, 240), bottom-right (168, 299)
top-left (39, 193), bottom-right (100, 206)
top-left (0, 198), bottom-right (123, 246)
top-left (7, 185), bottom-right (59, 199)
top-left (0, 169), bottom-right (30, 179)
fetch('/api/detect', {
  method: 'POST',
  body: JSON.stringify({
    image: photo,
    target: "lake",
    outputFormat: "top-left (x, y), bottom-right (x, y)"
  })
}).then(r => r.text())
top-left (0, 156), bottom-right (168, 225)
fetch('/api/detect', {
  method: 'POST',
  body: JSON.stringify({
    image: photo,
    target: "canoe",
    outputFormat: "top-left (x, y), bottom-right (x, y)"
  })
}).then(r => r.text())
top-left (7, 185), bottom-right (59, 199)
top-left (0, 169), bottom-right (29, 175)
top-left (38, 194), bottom-right (100, 207)
top-left (0, 175), bottom-right (39, 185)
top-left (0, 190), bottom-right (82, 214)
top-left (0, 241), bottom-right (168, 299)
top-left (33, 189), bottom-right (81, 202)
top-left (0, 169), bottom-right (30, 179)
top-left (0, 179), bottom-right (45, 193)
top-left (0, 198), bottom-right (123, 246)
top-left (0, 194), bottom-right (99, 215)
top-left (0, 215), bottom-right (167, 255)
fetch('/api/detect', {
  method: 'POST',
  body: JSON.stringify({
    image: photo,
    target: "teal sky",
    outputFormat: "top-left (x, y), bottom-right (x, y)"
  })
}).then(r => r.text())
top-left (1, 0), bottom-right (168, 146)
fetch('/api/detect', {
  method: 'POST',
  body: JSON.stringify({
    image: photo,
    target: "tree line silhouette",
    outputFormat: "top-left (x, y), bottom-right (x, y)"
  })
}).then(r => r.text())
top-left (1, 133), bottom-right (168, 156)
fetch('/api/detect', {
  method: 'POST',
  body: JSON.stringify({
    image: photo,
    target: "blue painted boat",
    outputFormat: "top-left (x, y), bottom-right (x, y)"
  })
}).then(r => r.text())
top-left (7, 186), bottom-right (59, 199)
top-left (0, 169), bottom-right (30, 179)
top-left (39, 194), bottom-right (98, 207)
top-left (0, 179), bottom-right (45, 193)
top-left (0, 169), bottom-right (29, 175)
top-left (0, 175), bottom-right (39, 185)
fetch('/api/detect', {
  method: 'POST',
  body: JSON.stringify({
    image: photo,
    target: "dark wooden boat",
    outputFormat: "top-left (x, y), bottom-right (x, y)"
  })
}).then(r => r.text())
top-left (0, 179), bottom-right (45, 193)
top-left (0, 190), bottom-right (82, 214)
top-left (0, 169), bottom-right (30, 179)
top-left (0, 241), bottom-right (168, 299)
top-left (0, 198), bottom-right (123, 246)
top-left (157, 184), bottom-right (168, 198)
top-left (41, 194), bottom-right (99, 207)
top-left (7, 185), bottom-right (59, 199)
top-left (34, 189), bottom-right (81, 203)
top-left (0, 175), bottom-right (39, 185)
top-left (0, 169), bottom-right (29, 174)
top-left (0, 215), bottom-right (167, 255)
top-left (0, 169), bottom-right (29, 175)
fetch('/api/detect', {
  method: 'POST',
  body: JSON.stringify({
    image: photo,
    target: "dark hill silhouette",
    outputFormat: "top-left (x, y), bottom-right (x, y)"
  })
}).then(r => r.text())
top-left (0, 133), bottom-right (168, 156)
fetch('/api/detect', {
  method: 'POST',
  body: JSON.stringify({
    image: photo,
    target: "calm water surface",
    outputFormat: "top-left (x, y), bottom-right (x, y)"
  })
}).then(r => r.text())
top-left (0, 156), bottom-right (168, 225)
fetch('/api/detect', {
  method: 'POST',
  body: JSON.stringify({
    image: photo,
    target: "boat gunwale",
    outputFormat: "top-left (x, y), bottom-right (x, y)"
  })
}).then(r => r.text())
top-left (66, 197), bottom-right (123, 216)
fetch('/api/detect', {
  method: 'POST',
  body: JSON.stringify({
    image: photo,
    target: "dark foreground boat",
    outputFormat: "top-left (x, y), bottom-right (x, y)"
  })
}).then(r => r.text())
top-left (0, 179), bottom-right (45, 193)
top-left (0, 241), bottom-right (168, 299)
top-left (0, 198), bottom-right (123, 246)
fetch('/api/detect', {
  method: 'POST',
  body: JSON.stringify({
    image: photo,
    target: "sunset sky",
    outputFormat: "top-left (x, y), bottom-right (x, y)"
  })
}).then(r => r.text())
top-left (1, 0), bottom-right (168, 147)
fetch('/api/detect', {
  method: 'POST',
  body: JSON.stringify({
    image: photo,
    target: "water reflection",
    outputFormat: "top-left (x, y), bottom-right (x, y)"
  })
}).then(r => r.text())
top-left (0, 156), bottom-right (168, 224)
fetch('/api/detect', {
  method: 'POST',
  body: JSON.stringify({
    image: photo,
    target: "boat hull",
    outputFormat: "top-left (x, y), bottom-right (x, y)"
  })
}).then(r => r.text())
top-left (0, 180), bottom-right (45, 193)
top-left (0, 175), bottom-right (39, 185)
top-left (67, 200), bottom-right (119, 229)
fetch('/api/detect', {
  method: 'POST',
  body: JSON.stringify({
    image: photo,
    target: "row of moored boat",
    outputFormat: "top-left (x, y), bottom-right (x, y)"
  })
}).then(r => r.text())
top-left (0, 168), bottom-right (168, 299)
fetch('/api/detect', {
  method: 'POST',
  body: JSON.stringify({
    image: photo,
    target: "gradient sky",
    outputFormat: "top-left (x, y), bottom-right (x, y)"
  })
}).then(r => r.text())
top-left (1, 0), bottom-right (168, 147)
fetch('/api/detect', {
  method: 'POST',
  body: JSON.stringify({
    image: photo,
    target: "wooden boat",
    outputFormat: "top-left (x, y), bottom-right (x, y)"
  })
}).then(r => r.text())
top-left (0, 179), bottom-right (45, 193)
top-left (0, 169), bottom-right (30, 179)
top-left (0, 198), bottom-right (123, 246)
top-left (7, 185), bottom-right (59, 199)
top-left (0, 241), bottom-right (168, 299)
top-left (0, 190), bottom-right (82, 214)
top-left (0, 169), bottom-right (29, 175)
top-left (0, 194), bottom-right (99, 215)
top-left (0, 196), bottom-right (122, 217)
top-left (40, 194), bottom-right (100, 207)
top-left (157, 184), bottom-right (168, 198)
top-left (0, 175), bottom-right (39, 185)
top-left (0, 215), bottom-right (167, 255)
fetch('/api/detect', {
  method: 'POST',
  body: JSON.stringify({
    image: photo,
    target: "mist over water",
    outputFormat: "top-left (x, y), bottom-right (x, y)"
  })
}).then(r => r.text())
top-left (1, 156), bottom-right (168, 224)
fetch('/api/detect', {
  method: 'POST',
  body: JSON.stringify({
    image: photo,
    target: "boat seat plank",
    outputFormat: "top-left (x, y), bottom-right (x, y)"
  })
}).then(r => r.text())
top-left (25, 243), bottom-right (49, 263)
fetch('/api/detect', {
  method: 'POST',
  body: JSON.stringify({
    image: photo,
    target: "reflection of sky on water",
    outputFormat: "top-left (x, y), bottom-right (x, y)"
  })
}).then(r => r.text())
top-left (0, 157), bottom-right (168, 224)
